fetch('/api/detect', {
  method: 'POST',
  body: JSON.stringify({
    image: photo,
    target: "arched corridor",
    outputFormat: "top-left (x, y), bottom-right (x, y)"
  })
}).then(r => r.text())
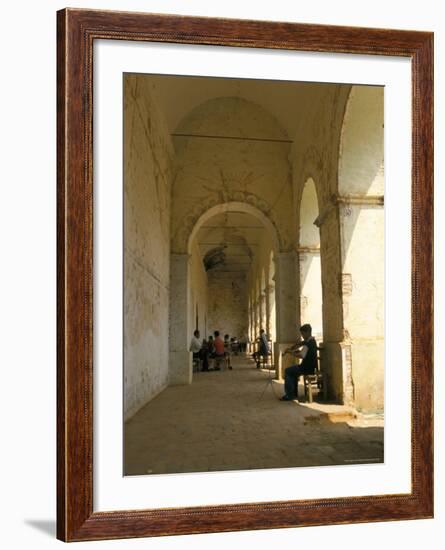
top-left (123, 73), bottom-right (385, 474)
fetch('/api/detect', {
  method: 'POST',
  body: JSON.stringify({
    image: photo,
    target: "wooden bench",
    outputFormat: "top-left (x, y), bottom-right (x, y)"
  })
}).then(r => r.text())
top-left (303, 346), bottom-right (328, 403)
top-left (192, 354), bottom-right (202, 373)
top-left (253, 339), bottom-right (273, 368)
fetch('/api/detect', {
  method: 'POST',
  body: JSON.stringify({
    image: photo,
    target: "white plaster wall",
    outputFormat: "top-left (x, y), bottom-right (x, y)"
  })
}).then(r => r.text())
top-left (341, 207), bottom-right (384, 339)
top-left (300, 252), bottom-right (323, 339)
top-left (207, 271), bottom-right (248, 338)
top-left (339, 86), bottom-right (384, 196)
top-left (189, 240), bottom-right (209, 338)
top-left (291, 85), bottom-right (352, 207)
top-left (124, 75), bottom-right (173, 420)
top-left (300, 178), bottom-right (320, 248)
top-left (169, 254), bottom-right (192, 385)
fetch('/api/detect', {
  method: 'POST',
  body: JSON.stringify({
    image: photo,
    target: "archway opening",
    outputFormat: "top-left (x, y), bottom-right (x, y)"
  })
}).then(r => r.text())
top-left (185, 202), bottom-right (280, 379)
top-left (299, 178), bottom-right (323, 341)
top-left (268, 251), bottom-right (276, 344)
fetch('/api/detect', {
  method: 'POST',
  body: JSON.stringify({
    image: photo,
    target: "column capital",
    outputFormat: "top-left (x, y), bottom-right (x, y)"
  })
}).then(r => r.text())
top-left (335, 193), bottom-right (384, 206)
top-left (297, 246), bottom-right (320, 254)
top-left (314, 193), bottom-right (383, 228)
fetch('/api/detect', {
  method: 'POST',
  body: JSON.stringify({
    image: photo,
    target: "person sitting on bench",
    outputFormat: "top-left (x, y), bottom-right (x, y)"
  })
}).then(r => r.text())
top-left (280, 324), bottom-right (317, 402)
top-left (213, 331), bottom-right (225, 370)
top-left (189, 329), bottom-right (203, 370)
top-left (223, 334), bottom-right (233, 369)
top-left (253, 328), bottom-right (270, 368)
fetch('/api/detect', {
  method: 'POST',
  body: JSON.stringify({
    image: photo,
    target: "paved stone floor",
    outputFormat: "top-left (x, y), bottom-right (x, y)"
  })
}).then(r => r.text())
top-left (125, 356), bottom-right (384, 476)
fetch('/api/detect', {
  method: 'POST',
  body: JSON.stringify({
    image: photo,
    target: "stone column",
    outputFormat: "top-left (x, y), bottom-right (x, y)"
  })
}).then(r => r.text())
top-left (169, 253), bottom-right (192, 385)
top-left (316, 201), bottom-right (349, 404)
top-left (338, 195), bottom-right (385, 411)
top-left (260, 292), bottom-right (266, 331)
top-left (267, 283), bottom-right (276, 341)
top-left (315, 194), bottom-right (385, 409)
top-left (249, 299), bottom-right (255, 352)
top-left (273, 251), bottom-right (299, 379)
top-left (257, 292), bottom-right (262, 333)
top-left (264, 284), bottom-right (272, 338)
top-left (247, 300), bottom-right (252, 346)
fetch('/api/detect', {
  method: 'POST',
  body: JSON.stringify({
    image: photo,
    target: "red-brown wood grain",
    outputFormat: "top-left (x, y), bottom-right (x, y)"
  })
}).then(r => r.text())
top-left (57, 8), bottom-right (433, 542)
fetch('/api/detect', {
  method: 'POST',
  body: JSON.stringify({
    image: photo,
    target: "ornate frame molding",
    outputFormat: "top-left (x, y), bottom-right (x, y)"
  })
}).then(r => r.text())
top-left (57, 8), bottom-right (433, 542)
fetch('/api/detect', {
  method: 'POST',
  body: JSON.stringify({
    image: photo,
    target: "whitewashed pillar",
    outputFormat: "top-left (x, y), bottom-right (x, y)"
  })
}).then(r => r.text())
top-left (169, 254), bottom-right (192, 385)
top-left (274, 251), bottom-right (299, 378)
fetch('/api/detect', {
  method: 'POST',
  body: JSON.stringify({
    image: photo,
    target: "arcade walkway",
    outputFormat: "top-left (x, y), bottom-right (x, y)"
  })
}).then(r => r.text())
top-left (124, 356), bottom-right (383, 476)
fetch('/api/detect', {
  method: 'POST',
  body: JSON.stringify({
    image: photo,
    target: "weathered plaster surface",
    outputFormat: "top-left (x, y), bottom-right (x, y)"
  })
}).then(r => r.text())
top-left (207, 272), bottom-right (248, 338)
top-left (169, 254), bottom-right (192, 385)
top-left (189, 240), bottom-right (209, 338)
top-left (337, 86), bottom-right (385, 411)
top-left (124, 75), bottom-right (173, 420)
top-left (339, 86), bottom-right (384, 196)
top-left (340, 204), bottom-right (384, 411)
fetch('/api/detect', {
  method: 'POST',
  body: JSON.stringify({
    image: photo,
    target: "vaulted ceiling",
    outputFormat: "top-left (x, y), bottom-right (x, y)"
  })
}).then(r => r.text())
top-left (196, 211), bottom-right (265, 274)
top-left (147, 73), bottom-right (343, 140)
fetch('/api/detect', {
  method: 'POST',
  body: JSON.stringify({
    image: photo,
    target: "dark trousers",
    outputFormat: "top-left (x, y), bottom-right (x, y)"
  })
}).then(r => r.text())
top-left (284, 364), bottom-right (306, 399)
top-left (201, 350), bottom-right (209, 370)
top-left (194, 350), bottom-right (209, 371)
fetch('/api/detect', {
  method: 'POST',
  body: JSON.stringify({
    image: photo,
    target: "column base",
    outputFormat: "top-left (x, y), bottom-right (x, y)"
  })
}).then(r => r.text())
top-left (320, 341), bottom-right (354, 405)
top-left (169, 351), bottom-right (192, 385)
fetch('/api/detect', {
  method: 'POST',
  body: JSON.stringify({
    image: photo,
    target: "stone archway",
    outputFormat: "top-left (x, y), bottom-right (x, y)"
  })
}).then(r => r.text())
top-left (187, 201), bottom-right (281, 255)
top-left (169, 201), bottom-right (298, 384)
top-left (298, 178), bottom-right (323, 340)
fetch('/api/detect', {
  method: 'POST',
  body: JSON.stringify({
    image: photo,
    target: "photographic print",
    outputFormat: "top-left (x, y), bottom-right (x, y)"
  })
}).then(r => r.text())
top-left (57, 9), bottom-right (433, 541)
top-left (123, 74), bottom-right (385, 476)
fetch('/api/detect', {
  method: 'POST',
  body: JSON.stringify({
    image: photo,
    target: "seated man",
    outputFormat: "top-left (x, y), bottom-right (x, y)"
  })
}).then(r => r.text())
top-left (213, 331), bottom-right (225, 370)
top-left (189, 329), bottom-right (202, 368)
top-left (204, 335), bottom-right (216, 370)
top-left (200, 337), bottom-right (210, 371)
top-left (253, 328), bottom-right (270, 368)
top-left (223, 334), bottom-right (233, 369)
top-left (280, 324), bottom-right (317, 402)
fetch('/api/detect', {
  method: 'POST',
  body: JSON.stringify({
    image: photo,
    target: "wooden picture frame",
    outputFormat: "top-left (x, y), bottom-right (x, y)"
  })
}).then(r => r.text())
top-left (57, 8), bottom-right (433, 542)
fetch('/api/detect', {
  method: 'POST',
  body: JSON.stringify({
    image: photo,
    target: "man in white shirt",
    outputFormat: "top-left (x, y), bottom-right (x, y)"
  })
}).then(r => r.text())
top-left (189, 330), bottom-right (202, 355)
